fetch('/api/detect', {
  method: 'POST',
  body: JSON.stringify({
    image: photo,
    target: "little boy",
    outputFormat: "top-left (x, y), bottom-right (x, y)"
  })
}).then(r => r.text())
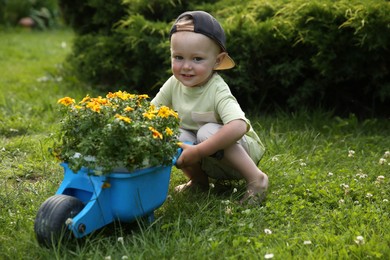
top-left (152, 11), bottom-right (268, 204)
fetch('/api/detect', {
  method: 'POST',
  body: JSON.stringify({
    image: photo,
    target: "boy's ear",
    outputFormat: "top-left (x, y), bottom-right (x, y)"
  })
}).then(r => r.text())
top-left (214, 52), bottom-right (227, 69)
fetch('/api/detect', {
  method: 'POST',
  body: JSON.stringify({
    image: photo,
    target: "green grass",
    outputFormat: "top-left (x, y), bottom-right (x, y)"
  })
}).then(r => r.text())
top-left (0, 29), bottom-right (389, 259)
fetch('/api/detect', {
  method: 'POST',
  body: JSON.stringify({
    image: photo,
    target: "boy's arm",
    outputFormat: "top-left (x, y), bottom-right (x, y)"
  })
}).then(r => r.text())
top-left (176, 119), bottom-right (247, 167)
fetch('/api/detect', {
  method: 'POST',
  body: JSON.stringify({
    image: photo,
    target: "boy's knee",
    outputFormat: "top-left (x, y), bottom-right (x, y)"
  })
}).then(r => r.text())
top-left (196, 123), bottom-right (222, 143)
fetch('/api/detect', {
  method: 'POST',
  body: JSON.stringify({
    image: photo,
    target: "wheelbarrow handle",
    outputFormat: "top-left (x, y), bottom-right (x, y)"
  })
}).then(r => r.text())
top-left (172, 141), bottom-right (193, 166)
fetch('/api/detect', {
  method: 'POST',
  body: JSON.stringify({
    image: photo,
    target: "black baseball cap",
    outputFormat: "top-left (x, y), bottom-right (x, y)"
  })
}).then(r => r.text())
top-left (170, 11), bottom-right (235, 70)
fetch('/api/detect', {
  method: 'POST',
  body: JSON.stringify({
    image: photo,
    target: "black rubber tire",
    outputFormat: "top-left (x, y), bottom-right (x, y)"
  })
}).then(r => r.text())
top-left (34, 194), bottom-right (84, 247)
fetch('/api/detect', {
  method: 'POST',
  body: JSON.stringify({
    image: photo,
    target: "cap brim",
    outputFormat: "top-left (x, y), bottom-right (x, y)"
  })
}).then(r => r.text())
top-left (214, 54), bottom-right (235, 70)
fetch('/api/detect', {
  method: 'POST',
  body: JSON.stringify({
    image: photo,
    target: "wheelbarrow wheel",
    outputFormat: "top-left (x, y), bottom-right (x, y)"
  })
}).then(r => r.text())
top-left (34, 194), bottom-right (84, 247)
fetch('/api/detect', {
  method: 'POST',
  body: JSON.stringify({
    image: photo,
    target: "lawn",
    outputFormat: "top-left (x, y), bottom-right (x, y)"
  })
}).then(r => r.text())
top-left (0, 29), bottom-right (389, 259)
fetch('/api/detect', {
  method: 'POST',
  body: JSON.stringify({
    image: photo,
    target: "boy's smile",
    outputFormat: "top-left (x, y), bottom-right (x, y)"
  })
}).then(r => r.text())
top-left (170, 31), bottom-right (225, 88)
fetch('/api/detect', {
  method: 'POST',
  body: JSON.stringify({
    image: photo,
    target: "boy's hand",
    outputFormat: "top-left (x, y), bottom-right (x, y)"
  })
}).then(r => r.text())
top-left (176, 142), bottom-right (202, 168)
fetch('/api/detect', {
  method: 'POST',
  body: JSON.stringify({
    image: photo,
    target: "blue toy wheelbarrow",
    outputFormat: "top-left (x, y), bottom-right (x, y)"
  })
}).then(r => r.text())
top-left (34, 149), bottom-right (182, 247)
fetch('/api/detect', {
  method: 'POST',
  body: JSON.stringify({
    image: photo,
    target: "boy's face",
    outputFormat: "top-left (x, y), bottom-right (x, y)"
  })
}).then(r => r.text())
top-left (170, 31), bottom-right (226, 88)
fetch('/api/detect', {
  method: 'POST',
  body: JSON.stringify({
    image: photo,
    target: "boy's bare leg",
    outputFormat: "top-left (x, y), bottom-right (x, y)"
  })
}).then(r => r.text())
top-left (223, 144), bottom-right (268, 204)
top-left (175, 163), bottom-right (209, 192)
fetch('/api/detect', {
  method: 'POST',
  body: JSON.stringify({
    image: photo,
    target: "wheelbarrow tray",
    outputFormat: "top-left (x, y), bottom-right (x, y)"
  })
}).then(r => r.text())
top-left (36, 162), bottom-right (172, 242)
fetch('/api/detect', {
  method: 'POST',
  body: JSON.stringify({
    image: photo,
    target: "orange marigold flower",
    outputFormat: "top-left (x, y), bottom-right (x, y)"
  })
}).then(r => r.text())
top-left (106, 92), bottom-right (116, 99)
top-left (57, 97), bottom-right (75, 106)
top-left (138, 94), bottom-right (149, 99)
top-left (149, 126), bottom-right (163, 139)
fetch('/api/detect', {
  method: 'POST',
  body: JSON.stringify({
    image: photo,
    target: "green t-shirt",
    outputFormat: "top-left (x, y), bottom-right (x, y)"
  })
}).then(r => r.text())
top-left (152, 73), bottom-right (265, 159)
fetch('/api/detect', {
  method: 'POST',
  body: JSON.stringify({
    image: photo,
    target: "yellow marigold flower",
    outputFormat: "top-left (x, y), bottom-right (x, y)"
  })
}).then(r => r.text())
top-left (113, 90), bottom-right (136, 100)
top-left (86, 101), bottom-right (101, 113)
top-left (80, 95), bottom-right (90, 103)
top-left (115, 114), bottom-right (131, 123)
top-left (157, 106), bottom-right (171, 118)
top-left (74, 105), bottom-right (83, 110)
top-left (91, 105), bottom-right (101, 113)
top-left (94, 96), bottom-right (110, 105)
top-left (149, 126), bottom-right (163, 139)
top-left (170, 110), bottom-right (179, 119)
top-left (165, 127), bottom-right (174, 136)
top-left (124, 106), bottom-right (134, 112)
top-left (138, 94), bottom-right (149, 99)
top-left (106, 92), bottom-right (116, 99)
top-left (143, 112), bottom-right (155, 120)
top-left (57, 97), bottom-right (75, 106)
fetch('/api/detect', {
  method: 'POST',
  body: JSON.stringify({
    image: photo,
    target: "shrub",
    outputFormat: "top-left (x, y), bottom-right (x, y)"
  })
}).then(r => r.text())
top-left (58, 0), bottom-right (127, 35)
top-left (221, 0), bottom-right (390, 116)
top-left (1, 0), bottom-right (60, 29)
top-left (63, 0), bottom-right (390, 116)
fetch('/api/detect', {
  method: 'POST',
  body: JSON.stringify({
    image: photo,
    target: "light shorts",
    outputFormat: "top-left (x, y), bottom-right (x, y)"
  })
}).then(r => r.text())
top-left (178, 123), bottom-right (263, 180)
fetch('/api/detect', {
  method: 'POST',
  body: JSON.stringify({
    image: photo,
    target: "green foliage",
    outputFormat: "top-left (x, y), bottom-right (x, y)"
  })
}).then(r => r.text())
top-left (58, 0), bottom-right (127, 35)
top-left (222, 0), bottom-right (390, 116)
top-left (1, 30), bottom-right (390, 259)
top-left (0, 0), bottom-right (60, 29)
top-left (62, 0), bottom-right (389, 116)
top-left (55, 93), bottom-right (180, 174)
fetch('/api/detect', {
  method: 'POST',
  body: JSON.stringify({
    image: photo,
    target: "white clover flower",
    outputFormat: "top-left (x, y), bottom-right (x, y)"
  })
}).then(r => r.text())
top-left (340, 183), bottom-right (349, 190)
top-left (377, 175), bottom-right (385, 181)
top-left (65, 218), bottom-right (73, 225)
top-left (233, 188), bottom-right (237, 193)
top-left (105, 256), bottom-right (112, 260)
top-left (264, 229), bottom-right (272, 235)
top-left (366, 193), bottom-right (373, 198)
top-left (271, 156), bottom-right (279, 162)
top-left (354, 200), bottom-right (360, 205)
top-left (355, 235), bottom-right (364, 245)
top-left (384, 151), bottom-right (390, 158)
top-left (300, 162), bottom-right (307, 167)
top-left (118, 237), bottom-right (124, 245)
top-left (339, 199), bottom-right (345, 204)
top-left (328, 172), bottom-right (334, 176)
top-left (379, 158), bottom-right (387, 165)
top-left (225, 206), bottom-right (233, 215)
top-left (383, 199), bottom-right (389, 203)
top-left (348, 150), bottom-right (355, 157)
top-left (264, 253), bottom-right (274, 259)
top-left (61, 41), bottom-right (67, 48)
top-left (122, 256), bottom-right (129, 260)
top-left (221, 200), bottom-right (230, 205)
top-left (209, 183), bottom-right (215, 188)
top-left (356, 173), bottom-right (368, 178)
top-left (303, 240), bottom-right (312, 245)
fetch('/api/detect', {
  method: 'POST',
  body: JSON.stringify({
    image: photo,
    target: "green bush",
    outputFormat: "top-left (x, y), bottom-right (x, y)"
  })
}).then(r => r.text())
top-left (63, 0), bottom-right (214, 93)
top-left (1, 0), bottom-right (60, 29)
top-left (58, 0), bottom-right (127, 35)
top-left (223, 0), bottom-right (390, 116)
top-left (63, 0), bottom-right (390, 116)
